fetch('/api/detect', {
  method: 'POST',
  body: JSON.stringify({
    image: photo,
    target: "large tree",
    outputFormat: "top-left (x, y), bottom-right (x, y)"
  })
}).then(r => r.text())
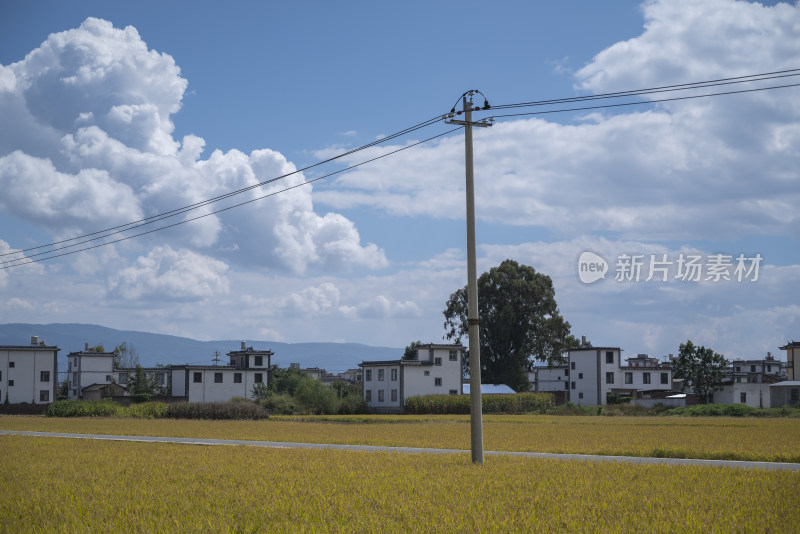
top-left (672, 340), bottom-right (728, 404)
top-left (443, 259), bottom-right (577, 392)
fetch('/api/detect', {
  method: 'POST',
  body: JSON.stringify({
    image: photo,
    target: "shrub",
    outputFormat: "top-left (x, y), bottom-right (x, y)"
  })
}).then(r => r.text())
top-left (122, 402), bottom-right (169, 419)
top-left (257, 393), bottom-right (296, 415)
top-left (404, 393), bottom-right (553, 415)
top-left (130, 393), bottom-right (152, 404)
top-left (666, 404), bottom-right (758, 417)
top-left (165, 401), bottom-right (269, 420)
top-left (45, 400), bottom-right (122, 417)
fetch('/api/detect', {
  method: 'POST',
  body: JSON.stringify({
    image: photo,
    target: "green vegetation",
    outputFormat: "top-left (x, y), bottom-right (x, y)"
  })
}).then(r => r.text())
top-left (252, 367), bottom-right (365, 415)
top-left (404, 392), bottom-right (554, 414)
top-left (1, 436), bottom-right (798, 532)
top-left (44, 399), bottom-right (267, 420)
top-left (443, 259), bottom-right (577, 391)
top-left (672, 340), bottom-right (728, 403)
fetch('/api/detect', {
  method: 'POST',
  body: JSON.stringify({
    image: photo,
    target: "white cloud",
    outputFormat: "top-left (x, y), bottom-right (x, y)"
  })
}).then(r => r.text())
top-left (314, 0), bottom-right (800, 242)
top-left (109, 245), bottom-right (230, 301)
top-left (0, 17), bottom-right (386, 277)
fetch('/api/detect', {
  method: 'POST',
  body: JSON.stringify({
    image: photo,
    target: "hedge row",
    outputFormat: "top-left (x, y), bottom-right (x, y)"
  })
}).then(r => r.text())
top-left (45, 400), bottom-right (268, 420)
top-left (404, 392), bottom-right (554, 415)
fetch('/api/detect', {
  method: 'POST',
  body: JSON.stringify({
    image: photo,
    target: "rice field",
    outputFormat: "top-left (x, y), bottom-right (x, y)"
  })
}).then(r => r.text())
top-left (1, 434), bottom-right (798, 532)
top-left (1, 414), bottom-right (799, 462)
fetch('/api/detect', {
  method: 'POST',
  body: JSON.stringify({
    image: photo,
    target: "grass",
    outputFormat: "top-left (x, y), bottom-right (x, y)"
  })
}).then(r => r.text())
top-left (1, 435), bottom-right (798, 532)
top-left (2, 413), bottom-right (800, 462)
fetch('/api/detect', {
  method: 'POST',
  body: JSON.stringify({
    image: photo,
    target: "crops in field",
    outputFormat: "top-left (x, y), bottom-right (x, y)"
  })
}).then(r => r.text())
top-left (44, 399), bottom-right (269, 419)
top-left (2, 414), bottom-right (799, 462)
top-left (404, 392), bottom-right (553, 414)
top-left (0, 435), bottom-right (797, 532)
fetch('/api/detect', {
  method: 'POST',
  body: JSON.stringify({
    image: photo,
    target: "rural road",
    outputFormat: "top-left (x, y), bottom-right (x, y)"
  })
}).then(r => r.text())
top-left (2, 429), bottom-right (798, 472)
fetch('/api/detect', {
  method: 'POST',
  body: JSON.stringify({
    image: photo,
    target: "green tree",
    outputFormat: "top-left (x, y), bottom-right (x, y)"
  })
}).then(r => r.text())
top-left (129, 365), bottom-right (151, 399)
top-left (672, 340), bottom-right (728, 404)
top-left (113, 342), bottom-right (140, 369)
top-left (403, 341), bottom-right (423, 360)
top-left (443, 259), bottom-right (577, 392)
top-left (269, 367), bottom-right (311, 396)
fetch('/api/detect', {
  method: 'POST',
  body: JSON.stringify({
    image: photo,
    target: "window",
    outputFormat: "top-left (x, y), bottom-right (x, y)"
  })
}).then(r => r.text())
top-left (424, 370), bottom-right (430, 376)
top-left (625, 372), bottom-right (632, 384)
top-left (234, 373), bottom-right (242, 384)
top-left (606, 351), bottom-right (614, 364)
top-left (254, 373), bottom-right (263, 383)
top-left (72, 372), bottom-right (78, 385)
top-left (429, 349), bottom-right (434, 360)
top-left (435, 357), bottom-right (442, 367)
top-left (0, 370), bottom-right (2, 381)
top-left (9, 380), bottom-right (14, 387)
top-left (736, 377), bottom-right (742, 383)
top-left (105, 375), bottom-right (112, 382)
top-left (214, 373), bottom-right (223, 383)
top-left (660, 373), bottom-right (669, 385)
top-left (767, 365), bottom-right (772, 373)
top-left (73, 358), bottom-right (77, 367)
top-left (449, 350), bottom-right (458, 361)
top-left (564, 369), bottom-right (568, 376)
top-left (578, 392), bottom-right (584, 399)
top-left (578, 373), bottom-right (584, 380)
top-left (434, 378), bottom-right (442, 387)
top-left (643, 373), bottom-right (651, 384)
top-left (366, 369), bottom-right (372, 381)
top-left (9, 361), bottom-right (14, 368)
top-left (391, 389), bottom-right (398, 402)
top-left (378, 390), bottom-right (384, 402)
top-left (751, 365), bottom-right (756, 373)
top-left (40, 371), bottom-right (50, 382)
top-left (740, 392), bottom-right (747, 403)
top-left (40, 390), bottom-right (49, 402)
top-left (557, 376), bottom-right (561, 381)
top-left (791, 389), bottom-right (799, 403)
top-left (366, 390), bottom-right (372, 402)
top-left (118, 372), bottom-right (128, 384)
top-left (605, 372), bottom-right (614, 384)
top-left (449, 389), bottom-right (458, 395)
top-left (193, 372), bottom-right (202, 383)
top-left (570, 362), bottom-right (576, 370)
top-left (391, 369), bottom-right (397, 381)
top-left (378, 369), bottom-right (384, 381)
top-left (571, 381), bottom-right (575, 390)
top-left (564, 382), bottom-right (569, 390)
top-left (735, 366), bottom-right (741, 372)
top-left (254, 356), bottom-right (263, 366)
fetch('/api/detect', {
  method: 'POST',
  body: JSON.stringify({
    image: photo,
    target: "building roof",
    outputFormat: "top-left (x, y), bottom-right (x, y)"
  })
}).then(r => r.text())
top-left (67, 351), bottom-right (115, 357)
top-left (0, 345), bottom-right (60, 351)
top-left (779, 341), bottom-right (800, 349)
top-left (463, 384), bottom-right (515, 395)
top-left (769, 381), bottom-right (800, 387)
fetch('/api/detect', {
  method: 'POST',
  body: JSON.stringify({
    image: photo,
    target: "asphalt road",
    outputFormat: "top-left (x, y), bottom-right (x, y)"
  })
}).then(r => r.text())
top-left (2, 429), bottom-right (797, 471)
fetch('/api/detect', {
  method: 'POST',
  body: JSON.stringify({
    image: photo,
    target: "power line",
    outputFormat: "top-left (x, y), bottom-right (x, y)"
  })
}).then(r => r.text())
top-left (488, 69), bottom-right (800, 111)
top-left (1, 128), bottom-right (460, 269)
top-left (0, 114), bottom-right (445, 262)
top-left (488, 81), bottom-right (800, 120)
top-left (2, 69), bottom-right (797, 268)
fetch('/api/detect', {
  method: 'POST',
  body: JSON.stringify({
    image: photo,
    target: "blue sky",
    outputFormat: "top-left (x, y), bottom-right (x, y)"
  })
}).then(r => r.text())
top-left (0, 0), bottom-right (798, 370)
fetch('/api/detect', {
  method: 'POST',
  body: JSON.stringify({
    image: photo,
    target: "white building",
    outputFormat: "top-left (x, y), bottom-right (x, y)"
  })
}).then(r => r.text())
top-left (0, 336), bottom-right (59, 404)
top-left (359, 343), bottom-right (464, 412)
top-left (565, 339), bottom-right (673, 406)
top-left (66, 341), bottom-right (272, 403)
top-left (172, 342), bottom-right (272, 402)
top-left (67, 345), bottom-right (115, 399)
top-left (716, 381), bottom-right (772, 408)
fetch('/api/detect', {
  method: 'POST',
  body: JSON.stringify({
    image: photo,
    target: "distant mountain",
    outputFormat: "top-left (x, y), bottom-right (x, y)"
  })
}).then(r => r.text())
top-left (0, 323), bottom-right (402, 374)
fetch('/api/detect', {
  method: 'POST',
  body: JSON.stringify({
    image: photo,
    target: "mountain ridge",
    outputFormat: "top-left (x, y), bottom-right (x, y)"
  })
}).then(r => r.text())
top-left (0, 323), bottom-right (403, 374)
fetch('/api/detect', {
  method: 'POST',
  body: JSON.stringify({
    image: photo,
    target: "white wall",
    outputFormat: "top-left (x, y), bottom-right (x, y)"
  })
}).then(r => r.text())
top-left (570, 349), bottom-right (600, 405)
top-left (363, 364), bottom-right (402, 409)
top-left (0, 347), bottom-right (57, 404)
top-left (70, 354), bottom-right (114, 399)
top-left (531, 367), bottom-right (570, 393)
top-left (716, 382), bottom-right (771, 408)
top-left (185, 368), bottom-right (267, 402)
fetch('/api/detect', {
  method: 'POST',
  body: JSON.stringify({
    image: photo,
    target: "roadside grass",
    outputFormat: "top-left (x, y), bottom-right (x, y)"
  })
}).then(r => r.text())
top-left (2, 414), bottom-right (799, 462)
top-left (1, 435), bottom-right (798, 532)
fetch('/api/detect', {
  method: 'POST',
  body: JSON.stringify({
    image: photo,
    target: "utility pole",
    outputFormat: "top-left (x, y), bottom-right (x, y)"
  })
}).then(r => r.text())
top-left (445, 91), bottom-right (493, 465)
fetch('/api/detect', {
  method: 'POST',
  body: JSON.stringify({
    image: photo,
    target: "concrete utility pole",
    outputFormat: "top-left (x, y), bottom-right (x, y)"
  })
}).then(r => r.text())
top-left (445, 91), bottom-right (493, 465)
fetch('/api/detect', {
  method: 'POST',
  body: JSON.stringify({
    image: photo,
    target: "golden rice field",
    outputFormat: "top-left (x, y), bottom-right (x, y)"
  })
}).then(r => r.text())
top-left (1, 414), bottom-right (799, 462)
top-left (1, 435), bottom-right (798, 532)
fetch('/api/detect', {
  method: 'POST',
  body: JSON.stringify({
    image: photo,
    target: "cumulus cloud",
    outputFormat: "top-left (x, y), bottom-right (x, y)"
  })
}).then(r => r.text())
top-left (315, 0), bottom-right (800, 242)
top-left (0, 17), bottom-right (386, 276)
top-left (109, 245), bottom-right (230, 300)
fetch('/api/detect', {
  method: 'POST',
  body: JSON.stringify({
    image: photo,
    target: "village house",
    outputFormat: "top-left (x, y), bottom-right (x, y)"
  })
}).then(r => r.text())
top-left (0, 336), bottom-right (59, 404)
top-left (359, 343), bottom-right (464, 412)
